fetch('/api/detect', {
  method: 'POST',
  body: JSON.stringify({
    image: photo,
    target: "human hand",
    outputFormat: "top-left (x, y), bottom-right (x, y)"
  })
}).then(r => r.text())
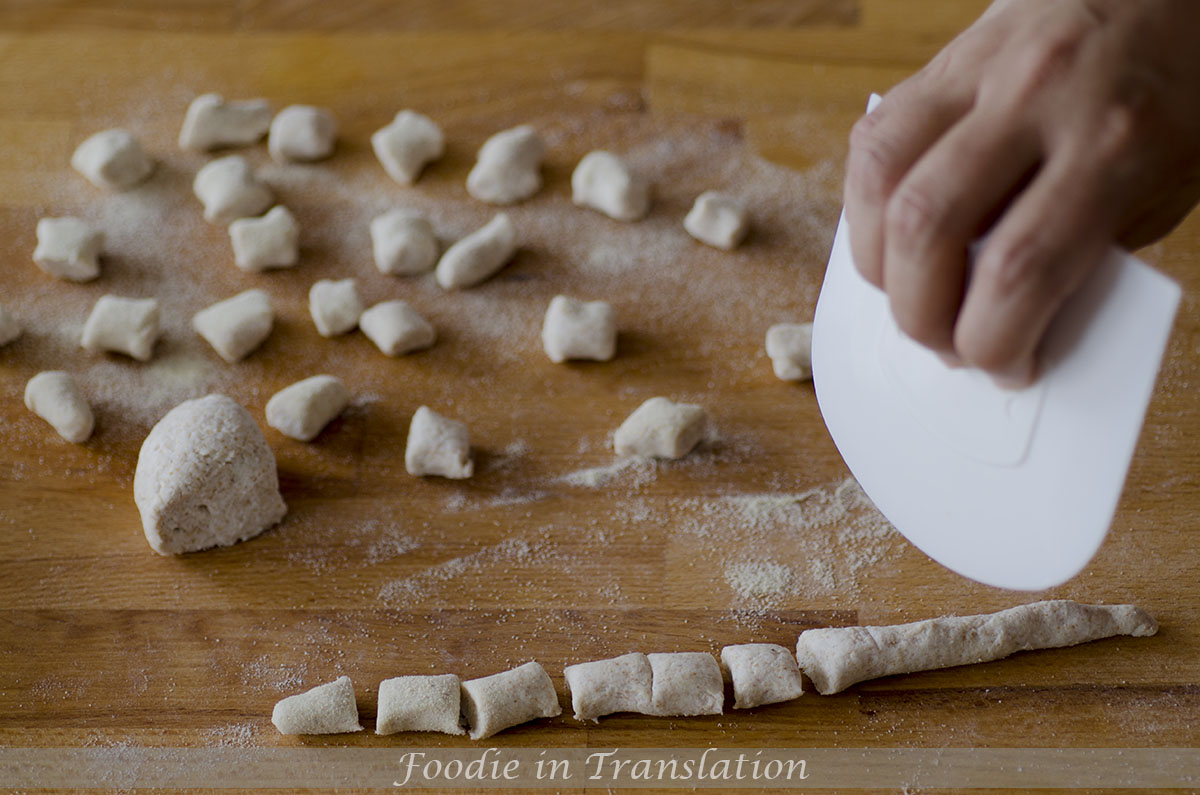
top-left (843, 0), bottom-right (1200, 387)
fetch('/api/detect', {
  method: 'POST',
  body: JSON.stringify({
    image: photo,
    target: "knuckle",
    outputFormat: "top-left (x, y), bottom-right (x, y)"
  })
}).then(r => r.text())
top-left (885, 184), bottom-right (946, 245)
top-left (976, 236), bottom-right (1045, 296)
top-left (995, 23), bottom-right (1088, 103)
top-left (847, 113), bottom-right (900, 199)
top-left (893, 305), bottom-right (953, 351)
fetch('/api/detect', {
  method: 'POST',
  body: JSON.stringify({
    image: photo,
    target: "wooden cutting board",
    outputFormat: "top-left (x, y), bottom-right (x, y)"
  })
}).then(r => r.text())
top-left (1, 0), bottom-right (1197, 787)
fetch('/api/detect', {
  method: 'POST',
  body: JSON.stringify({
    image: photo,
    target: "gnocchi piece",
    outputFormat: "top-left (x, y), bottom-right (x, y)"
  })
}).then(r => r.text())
top-left (71, 128), bottom-right (154, 191)
top-left (405, 406), bottom-right (472, 479)
top-left (265, 375), bottom-right (350, 442)
top-left (613, 397), bottom-right (707, 460)
top-left (0, 304), bottom-right (21, 347)
top-left (466, 124), bottom-right (545, 205)
top-left (192, 289), bottom-right (274, 363)
top-left (765, 322), bottom-right (813, 382)
top-left (33, 217), bottom-right (104, 282)
top-left (571, 150), bottom-right (650, 221)
top-left (541, 295), bottom-right (616, 363)
top-left (81, 295), bottom-right (160, 362)
top-left (268, 105), bottom-right (338, 162)
top-left (193, 155), bottom-right (273, 225)
top-left (460, 662), bottom-right (562, 740)
top-left (646, 652), bottom-right (724, 717)
top-left (371, 110), bottom-right (445, 185)
top-left (308, 278), bottom-right (364, 337)
top-left (719, 643), bottom-right (804, 709)
top-left (178, 93), bottom-right (272, 151)
top-left (684, 191), bottom-right (750, 250)
top-left (563, 652), bottom-right (653, 722)
top-left (795, 600), bottom-right (1158, 695)
top-left (435, 213), bottom-right (516, 290)
top-left (229, 206), bottom-right (299, 271)
top-left (134, 394), bottom-right (287, 555)
top-left (359, 300), bottom-right (435, 357)
top-left (376, 674), bottom-right (465, 736)
top-left (272, 676), bottom-right (362, 735)
top-left (24, 371), bottom-right (93, 443)
top-left (370, 209), bottom-right (438, 275)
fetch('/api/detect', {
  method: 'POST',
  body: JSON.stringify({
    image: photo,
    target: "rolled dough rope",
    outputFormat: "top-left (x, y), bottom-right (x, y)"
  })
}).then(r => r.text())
top-left (541, 295), bottom-right (616, 363)
top-left (81, 295), bottom-right (160, 362)
top-left (265, 374), bottom-right (350, 442)
top-left (33, 217), bottom-right (104, 282)
top-left (370, 209), bottom-right (438, 275)
top-left (192, 289), bottom-right (274, 363)
top-left (359, 300), bottom-right (436, 357)
top-left (371, 110), bottom-right (445, 185)
top-left (268, 105), bottom-right (338, 163)
top-left (684, 190), bottom-right (750, 250)
top-left (0, 304), bottom-right (21, 347)
top-left (229, 206), bottom-right (299, 271)
top-left (613, 396), bottom-right (707, 460)
top-left (193, 155), bottom-right (273, 225)
top-left (765, 322), bottom-right (813, 382)
top-left (24, 371), bottom-right (93, 444)
top-left (309, 278), bottom-right (364, 337)
top-left (435, 213), bottom-right (517, 290)
top-left (460, 661), bottom-right (562, 740)
top-left (646, 652), bottom-right (724, 716)
top-left (178, 93), bottom-right (272, 151)
top-left (405, 406), bottom-right (473, 479)
top-left (272, 676), bottom-right (362, 735)
top-left (376, 674), bottom-right (465, 736)
top-left (71, 128), bottom-right (153, 191)
top-left (571, 150), bottom-right (650, 221)
top-left (466, 124), bottom-right (545, 205)
top-left (720, 643), bottom-right (804, 709)
top-left (795, 600), bottom-right (1159, 695)
top-left (134, 394), bottom-right (287, 555)
top-left (562, 652), bottom-right (653, 722)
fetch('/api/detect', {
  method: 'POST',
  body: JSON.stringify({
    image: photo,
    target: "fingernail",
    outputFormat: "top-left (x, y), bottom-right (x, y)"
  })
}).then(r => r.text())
top-left (991, 359), bottom-right (1037, 391)
top-left (937, 352), bottom-right (964, 369)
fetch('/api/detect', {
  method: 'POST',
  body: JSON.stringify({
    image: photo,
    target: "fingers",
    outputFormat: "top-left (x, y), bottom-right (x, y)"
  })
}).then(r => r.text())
top-left (843, 72), bottom-right (974, 288)
top-left (881, 107), bottom-right (1042, 352)
top-left (953, 145), bottom-right (1115, 387)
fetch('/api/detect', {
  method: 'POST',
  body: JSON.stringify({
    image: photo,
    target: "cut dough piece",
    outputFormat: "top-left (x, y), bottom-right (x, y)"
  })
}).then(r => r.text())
top-left (563, 652), bottom-right (652, 722)
top-left (360, 300), bottom-right (435, 356)
top-left (461, 662), bottom-right (561, 740)
top-left (0, 304), bottom-right (21, 347)
top-left (309, 278), bottom-right (364, 337)
top-left (192, 289), bottom-right (273, 363)
top-left (71, 128), bottom-right (153, 191)
top-left (571, 150), bottom-right (650, 221)
top-left (272, 676), bottom-right (362, 735)
top-left (376, 674), bottom-right (464, 736)
top-left (405, 406), bottom-right (472, 479)
top-left (795, 600), bottom-right (1159, 695)
top-left (265, 375), bottom-right (349, 442)
top-left (766, 322), bottom-right (813, 382)
top-left (33, 217), bottom-right (103, 282)
top-left (613, 397), bottom-right (707, 459)
top-left (134, 394), bottom-right (287, 555)
top-left (194, 155), bottom-right (273, 225)
top-left (370, 209), bottom-right (438, 275)
top-left (466, 124), bottom-right (545, 205)
top-left (229, 206), bottom-right (299, 271)
top-left (371, 110), bottom-right (445, 185)
top-left (269, 105), bottom-right (337, 162)
top-left (179, 93), bottom-right (272, 151)
top-left (81, 295), bottom-right (160, 362)
top-left (24, 371), bottom-right (93, 443)
top-left (720, 643), bottom-right (804, 709)
top-left (541, 295), bottom-right (616, 363)
top-left (685, 191), bottom-right (750, 250)
top-left (435, 213), bottom-right (516, 290)
top-left (646, 652), bottom-right (723, 716)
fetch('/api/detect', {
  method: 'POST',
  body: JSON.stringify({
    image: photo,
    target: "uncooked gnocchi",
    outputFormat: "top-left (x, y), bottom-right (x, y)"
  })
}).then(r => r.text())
top-left (370, 209), bottom-right (438, 276)
top-left (33, 217), bottom-right (103, 282)
top-left (229, 206), bottom-right (299, 271)
top-left (309, 278), bottom-right (364, 337)
top-left (563, 652), bottom-right (652, 722)
top-left (571, 150), bottom-right (650, 221)
top-left (179, 93), bottom-right (272, 151)
top-left (265, 375), bottom-right (350, 442)
top-left (81, 295), bottom-right (160, 362)
top-left (684, 191), bottom-right (749, 250)
top-left (435, 214), bottom-right (517, 290)
top-left (359, 300), bottom-right (435, 357)
top-left (613, 397), bottom-right (707, 459)
top-left (371, 110), bottom-right (445, 185)
top-left (24, 371), bottom-right (93, 444)
top-left (272, 676), bottom-right (362, 735)
top-left (71, 128), bottom-right (153, 191)
top-left (765, 322), bottom-right (813, 381)
top-left (193, 155), bottom-right (273, 225)
top-left (405, 406), bottom-right (472, 479)
top-left (269, 105), bottom-right (337, 162)
top-left (460, 662), bottom-right (561, 740)
top-left (376, 674), bottom-right (464, 736)
top-left (192, 289), bottom-right (274, 363)
top-left (541, 295), bottom-right (616, 363)
top-left (720, 643), bottom-right (804, 709)
top-left (466, 125), bottom-right (545, 205)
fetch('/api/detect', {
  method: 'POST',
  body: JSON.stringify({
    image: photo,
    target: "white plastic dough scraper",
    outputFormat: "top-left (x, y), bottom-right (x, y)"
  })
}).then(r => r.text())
top-left (811, 94), bottom-right (1182, 590)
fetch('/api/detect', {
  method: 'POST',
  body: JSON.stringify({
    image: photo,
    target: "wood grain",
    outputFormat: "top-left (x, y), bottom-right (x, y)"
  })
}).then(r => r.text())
top-left (1, 2), bottom-right (1198, 793)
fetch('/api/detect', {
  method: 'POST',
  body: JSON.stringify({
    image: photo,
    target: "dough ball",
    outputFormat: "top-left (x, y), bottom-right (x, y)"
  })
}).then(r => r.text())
top-left (24, 371), bottom-right (93, 444)
top-left (229, 206), bottom-right (299, 271)
top-left (71, 128), bottom-right (154, 191)
top-left (765, 322), bottom-right (813, 381)
top-left (684, 191), bottom-right (749, 250)
top-left (269, 105), bottom-right (338, 162)
top-left (466, 124), bottom-right (545, 205)
top-left (33, 217), bottom-right (103, 282)
top-left (571, 150), bottom-right (650, 221)
top-left (179, 93), bottom-right (272, 151)
top-left (193, 155), bottom-right (273, 225)
top-left (308, 278), bottom-right (364, 337)
top-left (405, 406), bottom-right (472, 479)
top-left (265, 374), bottom-right (350, 442)
top-left (371, 110), bottom-right (445, 185)
top-left (541, 295), bottom-right (616, 363)
top-left (272, 676), bottom-right (362, 735)
top-left (359, 300), bottom-right (435, 357)
top-left (81, 295), bottom-right (160, 362)
top-left (192, 289), bottom-right (274, 363)
top-left (370, 209), bottom-right (438, 276)
top-left (613, 397), bottom-right (707, 460)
